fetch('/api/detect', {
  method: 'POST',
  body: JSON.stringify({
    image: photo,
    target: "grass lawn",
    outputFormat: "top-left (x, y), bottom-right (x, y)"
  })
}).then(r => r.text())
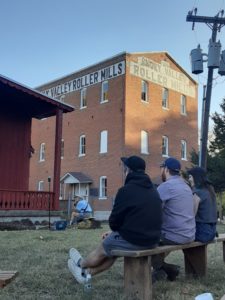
top-left (1, 224), bottom-right (225, 300)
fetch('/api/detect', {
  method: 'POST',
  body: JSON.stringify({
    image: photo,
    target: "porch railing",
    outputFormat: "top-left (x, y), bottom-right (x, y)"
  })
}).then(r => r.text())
top-left (0, 190), bottom-right (55, 210)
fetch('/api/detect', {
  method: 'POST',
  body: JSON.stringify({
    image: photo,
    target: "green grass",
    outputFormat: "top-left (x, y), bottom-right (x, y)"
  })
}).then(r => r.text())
top-left (0, 224), bottom-right (225, 300)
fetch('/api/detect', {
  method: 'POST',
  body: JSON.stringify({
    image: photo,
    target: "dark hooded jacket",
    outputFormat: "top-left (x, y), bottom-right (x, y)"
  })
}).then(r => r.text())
top-left (109, 171), bottom-right (162, 246)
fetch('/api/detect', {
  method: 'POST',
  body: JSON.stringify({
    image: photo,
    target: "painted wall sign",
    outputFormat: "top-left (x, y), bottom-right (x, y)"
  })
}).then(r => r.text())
top-left (129, 57), bottom-right (196, 98)
top-left (42, 61), bottom-right (125, 99)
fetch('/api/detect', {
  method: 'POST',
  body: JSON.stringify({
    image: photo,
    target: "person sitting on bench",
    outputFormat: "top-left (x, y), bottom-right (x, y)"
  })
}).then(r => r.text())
top-left (152, 157), bottom-right (196, 281)
top-left (69, 196), bottom-right (92, 226)
top-left (67, 155), bottom-right (162, 284)
top-left (187, 166), bottom-right (217, 243)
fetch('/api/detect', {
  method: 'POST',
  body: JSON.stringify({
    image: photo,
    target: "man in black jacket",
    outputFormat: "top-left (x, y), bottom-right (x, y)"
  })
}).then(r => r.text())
top-left (68, 155), bottom-right (162, 284)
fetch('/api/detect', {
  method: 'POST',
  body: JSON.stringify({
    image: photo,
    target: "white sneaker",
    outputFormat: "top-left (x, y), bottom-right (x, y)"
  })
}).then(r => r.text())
top-left (68, 258), bottom-right (86, 284)
top-left (69, 248), bottom-right (82, 266)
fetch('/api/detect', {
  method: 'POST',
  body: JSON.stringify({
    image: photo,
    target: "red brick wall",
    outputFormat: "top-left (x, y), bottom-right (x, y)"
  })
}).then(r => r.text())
top-left (125, 53), bottom-right (198, 183)
top-left (30, 54), bottom-right (126, 211)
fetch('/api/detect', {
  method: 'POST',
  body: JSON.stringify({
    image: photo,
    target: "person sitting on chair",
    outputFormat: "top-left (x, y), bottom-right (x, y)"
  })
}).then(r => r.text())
top-left (70, 196), bottom-right (92, 226)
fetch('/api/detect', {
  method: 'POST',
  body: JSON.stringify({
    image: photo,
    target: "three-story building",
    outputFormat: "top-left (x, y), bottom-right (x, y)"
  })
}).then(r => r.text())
top-left (30, 51), bottom-right (198, 220)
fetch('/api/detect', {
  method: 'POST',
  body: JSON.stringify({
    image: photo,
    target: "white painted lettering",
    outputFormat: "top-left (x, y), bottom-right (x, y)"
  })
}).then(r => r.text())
top-left (129, 58), bottom-right (195, 98)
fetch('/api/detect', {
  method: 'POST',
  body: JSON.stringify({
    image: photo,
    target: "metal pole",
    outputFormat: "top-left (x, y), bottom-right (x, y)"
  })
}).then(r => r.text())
top-left (199, 85), bottom-right (207, 167)
top-left (48, 176), bottom-right (51, 229)
top-left (200, 24), bottom-right (217, 169)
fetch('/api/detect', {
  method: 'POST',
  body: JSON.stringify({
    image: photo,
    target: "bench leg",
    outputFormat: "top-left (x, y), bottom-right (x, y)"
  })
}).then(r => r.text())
top-left (124, 256), bottom-right (152, 300)
top-left (183, 245), bottom-right (207, 277)
top-left (223, 241), bottom-right (225, 263)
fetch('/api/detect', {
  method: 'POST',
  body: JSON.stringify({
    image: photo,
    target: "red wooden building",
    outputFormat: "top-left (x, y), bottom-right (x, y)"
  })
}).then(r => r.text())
top-left (0, 75), bottom-right (74, 212)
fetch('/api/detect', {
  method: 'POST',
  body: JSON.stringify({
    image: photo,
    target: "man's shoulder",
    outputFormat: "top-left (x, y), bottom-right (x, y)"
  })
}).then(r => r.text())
top-left (158, 180), bottom-right (170, 190)
top-left (77, 200), bottom-right (87, 206)
top-left (159, 176), bottom-right (185, 187)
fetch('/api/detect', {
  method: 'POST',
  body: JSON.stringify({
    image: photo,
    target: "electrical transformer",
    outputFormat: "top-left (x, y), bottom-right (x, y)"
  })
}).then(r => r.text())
top-left (218, 50), bottom-right (225, 75)
top-left (190, 44), bottom-right (203, 74)
top-left (207, 39), bottom-right (221, 68)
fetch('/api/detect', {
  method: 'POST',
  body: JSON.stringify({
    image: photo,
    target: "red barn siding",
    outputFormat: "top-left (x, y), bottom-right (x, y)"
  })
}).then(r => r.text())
top-left (0, 110), bottom-right (31, 190)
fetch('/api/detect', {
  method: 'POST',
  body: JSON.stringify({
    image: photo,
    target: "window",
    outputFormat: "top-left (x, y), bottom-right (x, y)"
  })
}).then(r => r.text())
top-left (38, 180), bottom-right (44, 191)
top-left (141, 80), bottom-right (148, 102)
top-left (99, 176), bottom-right (107, 199)
top-left (181, 95), bottom-right (187, 115)
top-left (61, 139), bottom-right (64, 159)
top-left (80, 88), bottom-right (87, 109)
top-left (101, 81), bottom-right (108, 103)
top-left (59, 183), bottom-right (63, 200)
top-left (162, 88), bottom-right (169, 109)
top-left (141, 130), bottom-right (149, 154)
top-left (79, 135), bottom-right (86, 156)
top-left (162, 136), bottom-right (169, 157)
top-left (181, 140), bottom-right (187, 160)
top-left (39, 143), bottom-right (45, 161)
top-left (100, 130), bottom-right (108, 153)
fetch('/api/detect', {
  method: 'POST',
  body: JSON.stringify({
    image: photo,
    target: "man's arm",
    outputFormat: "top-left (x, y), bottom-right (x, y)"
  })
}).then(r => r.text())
top-left (157, 182), bottom-right (171, 202)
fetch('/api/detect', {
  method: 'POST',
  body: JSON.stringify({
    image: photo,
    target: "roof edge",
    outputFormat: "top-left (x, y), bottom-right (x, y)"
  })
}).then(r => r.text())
top-left (36, 51), bottom-right (127, 89)
top-left (0, 73), bottom-right (74, 112)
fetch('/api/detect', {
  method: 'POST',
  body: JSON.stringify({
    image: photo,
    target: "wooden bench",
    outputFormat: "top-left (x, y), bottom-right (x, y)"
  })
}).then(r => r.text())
top-left (0, 271), bottom-right (18, 288)
top-left (111, 234), bottom-right (225, 300)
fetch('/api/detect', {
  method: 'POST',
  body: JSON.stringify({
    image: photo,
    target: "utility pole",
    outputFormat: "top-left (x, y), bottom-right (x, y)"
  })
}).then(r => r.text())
top-left (199, 85), bottom-right (206, 167)
top-left (186, 9), bottom-right (225, 169)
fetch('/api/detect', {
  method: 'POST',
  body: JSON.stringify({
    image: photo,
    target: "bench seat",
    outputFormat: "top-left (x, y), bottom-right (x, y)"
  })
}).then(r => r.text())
top-left (0, 271), bottom-right (18, 288)
top-left (111, 234), bottom-right (225, 300)
top-left (111, 233), bottom-right (225, 257)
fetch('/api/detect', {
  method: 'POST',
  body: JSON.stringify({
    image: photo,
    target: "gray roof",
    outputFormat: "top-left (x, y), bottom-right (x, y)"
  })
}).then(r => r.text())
top-left (61, 172), bottom-right (92, 183)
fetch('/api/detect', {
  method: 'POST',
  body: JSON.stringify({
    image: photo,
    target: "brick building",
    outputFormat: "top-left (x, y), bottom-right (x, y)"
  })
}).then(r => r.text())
top-left (30, 52), bottom-right (198, 220)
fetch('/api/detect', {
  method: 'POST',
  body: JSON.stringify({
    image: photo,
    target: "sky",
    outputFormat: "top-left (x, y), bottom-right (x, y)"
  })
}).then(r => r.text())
top-left (1, 0), bottom-right (225, 129)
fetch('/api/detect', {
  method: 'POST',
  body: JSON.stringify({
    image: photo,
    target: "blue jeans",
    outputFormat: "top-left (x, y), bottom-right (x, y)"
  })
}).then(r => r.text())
top-left (195, 222), bottom-right (217, 243)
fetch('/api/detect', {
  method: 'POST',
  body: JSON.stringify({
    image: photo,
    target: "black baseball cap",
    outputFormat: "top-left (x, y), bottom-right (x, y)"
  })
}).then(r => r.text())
top-left (121, 156), bottom-right (146, 172)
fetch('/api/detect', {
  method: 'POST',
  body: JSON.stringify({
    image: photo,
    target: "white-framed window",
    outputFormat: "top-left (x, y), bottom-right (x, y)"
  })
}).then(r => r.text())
top-left (99, 176), bottom-right (107, 199)
top-left (59, 183), bottom-right (63, 200)
top-left (100, 130), bottom-right (108, 153)
top-left (181, 95), bottom-right (187, 115)
top-left (38, 180), bottom-right (44, 191)
top-left (141, 130), bottom-right (149, 154)
top-left (61, 139), bottom-right (64, 159)
top-left (162, 136), bottom-right (169, 157)
top-left (79, 135), bottom-right (86, 156)
top-left (181, 140), bottom-right (187, 160)
top-left (80, 88), bottom-right (87, 109)
top-left (141, 80), bottom-right (148, 102)
top-left (162, 88), bottom-right (169, 109)
top-left (101, 81), bottom-right (108, 103)
top-left (39, 143), bottom-right (45, 162)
